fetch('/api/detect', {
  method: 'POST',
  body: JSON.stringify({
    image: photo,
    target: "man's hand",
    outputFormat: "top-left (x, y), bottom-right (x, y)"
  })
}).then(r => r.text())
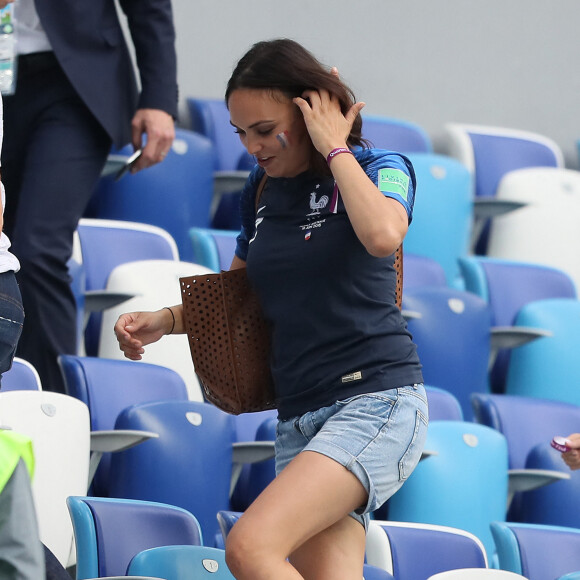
top-left (130, 108), bottom-right (175, 173)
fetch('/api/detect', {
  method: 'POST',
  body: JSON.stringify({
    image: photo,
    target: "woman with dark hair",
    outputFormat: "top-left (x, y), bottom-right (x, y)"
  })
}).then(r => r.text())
top-left (114, 38), bottom-right (427, 579)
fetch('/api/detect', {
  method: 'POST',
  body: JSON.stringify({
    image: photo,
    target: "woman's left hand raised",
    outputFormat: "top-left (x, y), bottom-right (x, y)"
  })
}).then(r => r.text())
top-left (293, 89), bottom-right (364, 158)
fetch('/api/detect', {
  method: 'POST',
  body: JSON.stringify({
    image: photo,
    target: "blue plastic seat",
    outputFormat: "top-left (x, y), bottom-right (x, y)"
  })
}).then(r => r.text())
top-left (403, 253), bottom-right (448, 290)
top-left (360, 114), bottom-right (433, 153)
top-left (88, 128), bottom-right (215, 261)
top-left (471, 393), bottom-right (578, 521)
top-left (445, 123), bottom-right (564, 254)
top-left (366, 520), bottom-right (489, 579)
top-left (187, 97), bottom-right (253, 230)
top-left (491, 521), bottom-right (580, 580)
top-left (67, 496), bottom-right (202, 579)
top-left (107, 400), bottom-right (274, 544)
top-left (58, 354), bottom-right (189, 497)
top-left (459, 256), bottom-right (576, 394)
top-left (403, 286), bottom-right (492, 420)
top-left (402, 153), bottom-right (473, 288)
top-left (518, 442), bottom-right (580, 528)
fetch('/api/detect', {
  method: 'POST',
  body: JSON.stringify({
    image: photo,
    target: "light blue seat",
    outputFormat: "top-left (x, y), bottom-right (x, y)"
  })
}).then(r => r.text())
top-left (66, 496), bottom-right (202, 579)
top-left (88, 128), bottom-right (215, 261)
top-left (108, 400), bottom-right (274, 544)
top-left (2, 357), bottom-right (42, 391)
top-left (403, 286), bottom-right (492, 420)
top-left (445, 123), bottom-right (564, 255)
top-left (360, 114), bottom-right (433, 153)
top-left (58, 354), bottom-right (189, 497)
top-left (491, 521), bottom-right (580, 580)
top-left (128, 545), bottom-right (234, 580)
top-left (189, 227), bottom-right (239, 272)
top-left (402, 153), bottom-right (473, 289)
top-left (504, 298), bottom-right (580, 406)
top-left (387, 421), bottom-right (509, 561)
top-left (459, 256), bottom-right (576, 394)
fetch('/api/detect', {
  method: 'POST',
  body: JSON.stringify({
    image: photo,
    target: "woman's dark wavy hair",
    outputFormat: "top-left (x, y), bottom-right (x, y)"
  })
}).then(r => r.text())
top-left (226, 39), bottom-right (368, 175)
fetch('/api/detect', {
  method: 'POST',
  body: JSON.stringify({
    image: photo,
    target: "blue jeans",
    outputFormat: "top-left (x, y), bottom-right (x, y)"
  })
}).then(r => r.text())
top-left (0, 271), bottom-right (24, 385)
top-left (275, 384), bottom-right (429, 529)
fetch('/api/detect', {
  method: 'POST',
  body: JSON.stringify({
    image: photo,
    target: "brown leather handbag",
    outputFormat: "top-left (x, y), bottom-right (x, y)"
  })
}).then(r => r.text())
top-left (180, 175), bottom-right (403, 415)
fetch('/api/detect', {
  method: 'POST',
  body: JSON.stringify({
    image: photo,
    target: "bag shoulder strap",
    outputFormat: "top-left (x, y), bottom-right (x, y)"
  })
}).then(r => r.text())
top-left (252, 171), bottom-right (403, 309)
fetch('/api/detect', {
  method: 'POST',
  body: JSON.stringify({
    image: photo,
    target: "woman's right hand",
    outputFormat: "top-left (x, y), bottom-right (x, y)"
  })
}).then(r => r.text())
top-left (114, 309), bottom-right (172, 360)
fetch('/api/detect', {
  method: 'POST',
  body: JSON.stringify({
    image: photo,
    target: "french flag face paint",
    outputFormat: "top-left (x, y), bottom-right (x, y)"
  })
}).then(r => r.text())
top-left (276, 131), bottom-right (290, 149)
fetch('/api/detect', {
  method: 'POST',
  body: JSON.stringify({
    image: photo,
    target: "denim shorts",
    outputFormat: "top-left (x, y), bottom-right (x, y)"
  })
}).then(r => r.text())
top-left (0, 271), bottom-right (24, 384)
top-left (275, 384), bottom-right (428, 530)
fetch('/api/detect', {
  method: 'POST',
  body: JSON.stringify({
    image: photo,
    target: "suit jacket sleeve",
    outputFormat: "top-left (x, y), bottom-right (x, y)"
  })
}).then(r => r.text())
top-left (119, 0), bottom-right (179, 118)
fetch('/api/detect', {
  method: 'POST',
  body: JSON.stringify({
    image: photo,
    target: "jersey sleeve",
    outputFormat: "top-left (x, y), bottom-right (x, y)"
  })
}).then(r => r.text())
top-left (234, 166), bottom-right (265, 262)
top-left (358, 149), bottom-right (417, 223)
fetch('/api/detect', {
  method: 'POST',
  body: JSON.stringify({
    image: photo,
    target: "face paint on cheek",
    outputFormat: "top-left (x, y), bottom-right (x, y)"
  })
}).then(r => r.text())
top-left (276, 131), bottom-right (290, 149)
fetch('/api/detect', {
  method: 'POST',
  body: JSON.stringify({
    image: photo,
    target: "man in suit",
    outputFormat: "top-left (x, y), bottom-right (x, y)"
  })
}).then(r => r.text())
top-left (0, 0), bottom-right (178, 393)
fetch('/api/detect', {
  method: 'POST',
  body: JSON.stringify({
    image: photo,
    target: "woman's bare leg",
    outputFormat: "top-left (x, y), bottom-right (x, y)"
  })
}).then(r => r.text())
top-left (225, 450), bottom-right (368, 580)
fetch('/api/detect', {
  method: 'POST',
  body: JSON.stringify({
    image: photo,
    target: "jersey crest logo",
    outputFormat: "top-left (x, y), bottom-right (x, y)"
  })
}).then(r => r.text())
top-left (308, 191), bottom-right (329, 216)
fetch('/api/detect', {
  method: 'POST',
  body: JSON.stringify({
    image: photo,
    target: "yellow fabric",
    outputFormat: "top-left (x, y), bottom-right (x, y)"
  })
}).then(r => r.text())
top-left (0, 430), bottom-right (35, 492)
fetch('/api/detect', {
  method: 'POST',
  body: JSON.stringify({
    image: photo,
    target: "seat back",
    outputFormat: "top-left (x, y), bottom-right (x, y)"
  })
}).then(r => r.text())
top-left (108, 400), bottom-right (236, 542)
top-left (425, 386), bottom-right (463, 421)
top-left (187, 97), bottom-right (250, 171)
top-left (97, 259), bottom-right (215, 400)
top-left (505, 298), bottom-right (580, 406)
top-left (445, 124), bottom-right (563, 254)
top-left (58, 354), bottom-right (189, 496)
top-left (403, 253), bottom-right (448, 290)
top-left (67, 496), bottom-right (202, 579)
top-left (0, 391), bottom-right (90, 568)
top-left (366, 520), bottom-right (488, 579)
top-left (519, 443), bottom-right (580, 528)
top-left (189, 227), bottom-right (239, 272)
top-left (403, 286), bottom-right (492, 420)
top-left (89, 128), bottom-right (214, 261)
top-left (76, 218), bottom-right (179, 356)
top-left (1, 357), bottom-right (42, 391)
top-left (486, 167), bottom-right (580, 292)
top-left (230, 410), bottom-right (277, 511)
top-left (471, 393), bottom-right (580, 521)
top-left (402, 153), bottom-right (473, 288)
top-left (491, 521), bottom-right (580, 580)
top-left (459, 256), bottom-right (576, 393)
top-left (387, 421), bottom-right (509, 560)
top-left (360, 114), bottom-right (433, 153)
top-left (128, 545), bottom-right (234, 580)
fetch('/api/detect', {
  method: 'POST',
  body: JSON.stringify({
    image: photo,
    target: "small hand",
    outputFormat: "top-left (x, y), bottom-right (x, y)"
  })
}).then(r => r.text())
top-left (130, 109), bottom-right (175, 172)
top-left (293, 89), bottom-right (364, 158)
top-left (562, 433), bottom-right (580, 470)
top-left (114, 310), bottom-right (168, 360)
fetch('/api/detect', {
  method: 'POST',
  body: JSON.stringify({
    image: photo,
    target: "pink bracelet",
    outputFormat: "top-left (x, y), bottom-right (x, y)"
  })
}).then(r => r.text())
top-left (326, 147), bottom-right (353, 166)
